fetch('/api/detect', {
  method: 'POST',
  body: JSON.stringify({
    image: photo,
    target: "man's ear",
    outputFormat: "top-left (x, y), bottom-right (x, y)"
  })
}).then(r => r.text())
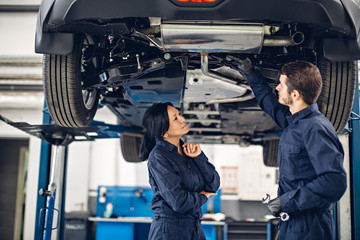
top-left (163, 133), bottom-right (168, 139)
top-left (292, 90), bottom-right (301, 100)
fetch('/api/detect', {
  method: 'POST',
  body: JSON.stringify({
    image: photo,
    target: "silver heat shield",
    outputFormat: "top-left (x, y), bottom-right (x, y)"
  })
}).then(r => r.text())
top-left (161, 22), bottom-right (264, 53)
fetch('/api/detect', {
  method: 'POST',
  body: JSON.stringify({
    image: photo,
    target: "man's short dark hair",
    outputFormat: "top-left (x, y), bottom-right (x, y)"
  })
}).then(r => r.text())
top-left (280, 60), bottom-right (322, 105)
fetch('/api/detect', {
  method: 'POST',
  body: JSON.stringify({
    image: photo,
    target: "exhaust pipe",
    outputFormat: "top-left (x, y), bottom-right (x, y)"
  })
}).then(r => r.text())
top-left (200, 52), bottom-right (251, 90)
top-left (263, 32), bottom-right (304, 47)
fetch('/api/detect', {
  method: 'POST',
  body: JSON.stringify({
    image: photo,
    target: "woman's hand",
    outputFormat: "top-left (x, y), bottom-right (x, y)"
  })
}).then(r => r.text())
top-left (183, 143), bottom-right (202, 158)
top-left (200, 191), bottom-right (217, 198)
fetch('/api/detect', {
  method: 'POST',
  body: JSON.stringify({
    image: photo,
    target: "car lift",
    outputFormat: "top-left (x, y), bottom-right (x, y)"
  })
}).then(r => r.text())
top-left (0, 106), bottom-right (140, 240)
top-left (0, 65), bottom-right (359, 239)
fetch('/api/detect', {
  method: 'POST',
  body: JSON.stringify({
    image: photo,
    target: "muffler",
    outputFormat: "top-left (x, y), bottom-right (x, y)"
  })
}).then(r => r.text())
top-left (161, 22), bottom-right (264, 53)
top-left (160, 22), bottom-right (304, 52)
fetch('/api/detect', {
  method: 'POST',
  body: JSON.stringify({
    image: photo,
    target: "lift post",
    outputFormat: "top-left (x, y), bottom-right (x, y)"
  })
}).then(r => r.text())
top-left (34, 106), bottom-right (53, 240)
top-left (39, 145), bottom-right (67, 240)
top-left (34, 105), bottom-right (69, 240)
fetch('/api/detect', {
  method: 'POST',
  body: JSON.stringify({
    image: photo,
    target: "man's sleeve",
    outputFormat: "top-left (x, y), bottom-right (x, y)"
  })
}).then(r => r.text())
top-left (148, 151), bottom-right (208, 214)
top-left (280, 126), bottom-right (347, 214)
top-left (246, 70), bottom-right (290, 129)
top-left (193, 151), bottom-right (220, 193)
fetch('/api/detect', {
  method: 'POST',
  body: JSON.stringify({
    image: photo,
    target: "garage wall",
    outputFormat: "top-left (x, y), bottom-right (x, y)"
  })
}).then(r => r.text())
top-left (0, 107), bottom-right (42, 240)
top-left (202, 144), bottom-right (278, 200)
top-left (0, 139), bottom-right (28, 240)
top-left (0, 12), bottom-right (38, 56)
top-left (0, 0), bottom-right (41, 5)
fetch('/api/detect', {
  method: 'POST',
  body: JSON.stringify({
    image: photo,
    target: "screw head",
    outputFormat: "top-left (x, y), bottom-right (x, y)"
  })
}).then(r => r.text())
top-left (164, 53), bottom-right (171, 60)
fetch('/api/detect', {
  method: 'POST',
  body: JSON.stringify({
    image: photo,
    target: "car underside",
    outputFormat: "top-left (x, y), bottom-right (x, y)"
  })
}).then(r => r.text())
top-left (36, 0), bottom-right (360, 164)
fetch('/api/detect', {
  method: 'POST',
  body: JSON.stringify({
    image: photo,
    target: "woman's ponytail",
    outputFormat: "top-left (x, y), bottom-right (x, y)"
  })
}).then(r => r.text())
top-left (139, 131), bottom-right (155, 161)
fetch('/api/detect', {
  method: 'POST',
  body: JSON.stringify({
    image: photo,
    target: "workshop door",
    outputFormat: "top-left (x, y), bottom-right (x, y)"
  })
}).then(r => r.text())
top-left (0, 138), bottom-right (29, 240)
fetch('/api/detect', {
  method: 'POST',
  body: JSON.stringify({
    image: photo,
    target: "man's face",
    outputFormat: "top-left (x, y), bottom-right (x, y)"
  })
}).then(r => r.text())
top-left (276, 75), bottom-right (293, 106)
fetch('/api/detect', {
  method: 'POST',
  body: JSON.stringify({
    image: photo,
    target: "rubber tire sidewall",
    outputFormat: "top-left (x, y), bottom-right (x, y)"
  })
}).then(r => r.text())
top-left (262, 138), bottom-right (279, 167)
top-left (43, 34), bottom-right (99, 127)
top-left (120, 134), bottom-right (142, 162)
top-left (317, 60), bottom-right (356, 133)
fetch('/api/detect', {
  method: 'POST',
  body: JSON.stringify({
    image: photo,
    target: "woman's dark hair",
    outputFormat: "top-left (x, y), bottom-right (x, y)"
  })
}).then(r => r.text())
top-left (139, 102), bottom-right (173, 161)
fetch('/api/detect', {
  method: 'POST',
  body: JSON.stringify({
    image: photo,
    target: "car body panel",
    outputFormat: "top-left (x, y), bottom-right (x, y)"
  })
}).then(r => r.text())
top-left (42, 0), bottom-right (352, 31)
top-left (35, 0), bottom-right (360, 59)
top-left (340, 0), bottom-right (360, 37)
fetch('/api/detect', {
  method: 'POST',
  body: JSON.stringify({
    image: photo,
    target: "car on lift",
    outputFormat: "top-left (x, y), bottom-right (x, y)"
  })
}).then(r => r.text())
top-left (35, 0), bottom-right (360, 165)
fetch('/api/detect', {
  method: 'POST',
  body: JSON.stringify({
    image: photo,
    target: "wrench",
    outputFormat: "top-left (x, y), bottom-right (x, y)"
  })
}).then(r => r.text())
top-left (262, 194), bottom-right (290, 221)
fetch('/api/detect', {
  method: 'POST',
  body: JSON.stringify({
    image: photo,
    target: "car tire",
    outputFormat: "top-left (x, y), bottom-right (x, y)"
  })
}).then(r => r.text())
top-left (317, 60), bottom-right (357, 133)
top-left (262, 138), bottom-right (279, 167)
top-left (120, 134), bottom-right (142, 162)
top-left (43, 34), bottom-right (100, 127)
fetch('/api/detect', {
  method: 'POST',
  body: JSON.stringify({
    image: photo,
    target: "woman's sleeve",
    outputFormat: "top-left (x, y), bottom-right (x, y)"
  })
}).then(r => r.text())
top-left (193, 151), bottom-right (220, 193)
top-left (148, 151), bottom-right (208, 214)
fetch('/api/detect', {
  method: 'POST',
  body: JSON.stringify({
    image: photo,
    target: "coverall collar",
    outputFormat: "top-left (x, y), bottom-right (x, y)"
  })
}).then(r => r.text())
top-left (286, 103), bottom-right (318, 125)
top-left (156, 138), bottom-right (184, 153)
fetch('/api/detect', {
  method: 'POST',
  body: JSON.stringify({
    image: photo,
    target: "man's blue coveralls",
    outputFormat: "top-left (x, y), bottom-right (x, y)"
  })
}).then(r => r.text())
top-left (147, 139), bottom-right (220, 240)
top-left (246, 70), bottom-right (347, 239)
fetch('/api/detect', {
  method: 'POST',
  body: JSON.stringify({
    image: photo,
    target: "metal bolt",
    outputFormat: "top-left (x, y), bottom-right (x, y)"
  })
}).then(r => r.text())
top-left (164, 53), bottom-right (172, 60)
top-left (136, 54), bottom-right (141, 69)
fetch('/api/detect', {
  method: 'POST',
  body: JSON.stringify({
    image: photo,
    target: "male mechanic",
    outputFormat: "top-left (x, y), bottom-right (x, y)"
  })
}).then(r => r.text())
top-left (238, 60), bottom-right (347, 239)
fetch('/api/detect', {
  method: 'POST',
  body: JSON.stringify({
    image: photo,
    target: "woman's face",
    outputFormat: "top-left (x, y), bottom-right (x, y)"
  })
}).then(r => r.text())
top-left (164, 105), bottom-right (189, 139)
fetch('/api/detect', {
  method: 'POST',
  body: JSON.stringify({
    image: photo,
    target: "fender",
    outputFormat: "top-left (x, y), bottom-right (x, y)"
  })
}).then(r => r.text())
top-left (341, 0), bottom-right (360, 37)
top-left (35, 0), bottom-right (74, 55)
top-left (322, 0), bottom-right (360, 61)
top-left (323, 34), bottom-right (360, 61)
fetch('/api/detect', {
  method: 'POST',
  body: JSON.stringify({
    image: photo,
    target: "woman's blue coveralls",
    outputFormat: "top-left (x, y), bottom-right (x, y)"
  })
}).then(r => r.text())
top-left (246, 71), bottom-right (347, 240)
top-left (147, 139), bottom-right (220, 240)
